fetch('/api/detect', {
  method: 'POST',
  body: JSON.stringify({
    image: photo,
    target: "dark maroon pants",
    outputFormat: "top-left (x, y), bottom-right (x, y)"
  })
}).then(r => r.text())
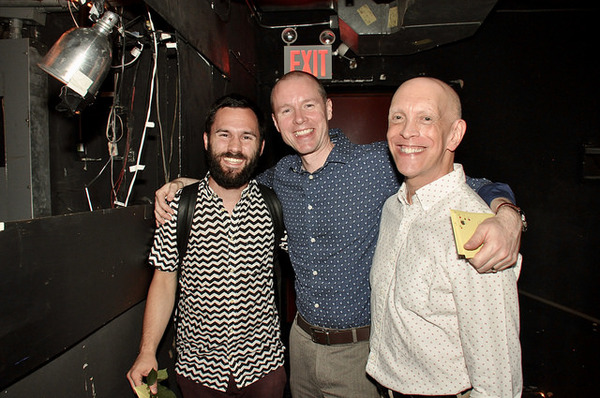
top-left (176, 366), bottom-right (287, 398)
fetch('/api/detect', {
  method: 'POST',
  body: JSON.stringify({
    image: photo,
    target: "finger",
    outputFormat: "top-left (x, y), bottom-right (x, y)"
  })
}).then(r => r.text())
top-left (469, 242), bottom-right (501, 273)
top-left (154, 210), bottom-right (165, 225)
top-left (149, 382), bottom-right (159, 395)
top-left (127, 371), bottom-right (142, 390)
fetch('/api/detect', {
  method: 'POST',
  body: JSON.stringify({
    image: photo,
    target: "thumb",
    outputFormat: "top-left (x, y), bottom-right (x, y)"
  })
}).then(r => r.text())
top-left (464, 228), bottom-right (484, 250)
top-left (149, 381), bottom-right (159, 395)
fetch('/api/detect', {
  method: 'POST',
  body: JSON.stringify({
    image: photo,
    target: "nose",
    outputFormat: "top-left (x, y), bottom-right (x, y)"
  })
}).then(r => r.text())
top-left (293, 108), bottom-right (306, 125)
top-left (398, 118), bottom-right (419, 139)
top-left (228, 135), bottom-right (242, 152)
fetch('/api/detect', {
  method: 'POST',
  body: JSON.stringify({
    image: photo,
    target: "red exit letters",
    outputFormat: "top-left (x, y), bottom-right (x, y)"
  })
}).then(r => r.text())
top-left (284, 45), bottom-right (332, 79)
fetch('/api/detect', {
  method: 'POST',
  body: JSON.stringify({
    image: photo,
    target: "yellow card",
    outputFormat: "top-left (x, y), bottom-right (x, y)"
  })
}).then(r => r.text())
top-left (450, 209), bottom-right (494, 258)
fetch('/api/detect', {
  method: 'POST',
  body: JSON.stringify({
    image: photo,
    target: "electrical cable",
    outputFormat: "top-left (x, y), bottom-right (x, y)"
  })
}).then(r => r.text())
top-left (154, 44), bottom-right (168, 182)
top-left (67, 0), bottom-right (80, 28)
top-left (123, 7), bottom-right (158, 207)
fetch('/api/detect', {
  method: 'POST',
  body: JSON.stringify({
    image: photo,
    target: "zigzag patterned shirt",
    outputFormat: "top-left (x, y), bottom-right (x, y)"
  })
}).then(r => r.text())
top-left (148, 176), bottom-right (285, 392)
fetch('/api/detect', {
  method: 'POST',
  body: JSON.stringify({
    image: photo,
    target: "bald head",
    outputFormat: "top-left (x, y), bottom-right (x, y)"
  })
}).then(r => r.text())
top-left (386, 77), bottom-right (467, 196)
top-left (270, 71), bottom-right (327, 111)
top-left (392, 77), bottom-right (462, 121)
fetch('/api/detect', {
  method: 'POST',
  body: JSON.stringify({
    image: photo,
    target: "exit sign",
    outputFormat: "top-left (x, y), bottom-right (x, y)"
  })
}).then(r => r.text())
top-left (284, 45), bottom-right (332, 79)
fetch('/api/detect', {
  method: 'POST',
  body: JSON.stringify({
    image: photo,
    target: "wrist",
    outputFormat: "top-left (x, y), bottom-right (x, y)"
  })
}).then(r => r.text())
top-left (496, 202), bottom-right (527, 232)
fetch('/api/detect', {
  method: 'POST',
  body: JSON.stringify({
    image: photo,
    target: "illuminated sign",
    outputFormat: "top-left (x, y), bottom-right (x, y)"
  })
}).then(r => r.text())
top-left (284, 45), bottom-right (332, 79)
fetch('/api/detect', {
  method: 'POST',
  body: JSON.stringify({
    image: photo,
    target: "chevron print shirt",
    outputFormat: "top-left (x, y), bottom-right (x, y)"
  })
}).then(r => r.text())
top-left (149, 176), bottom-right (285, 392)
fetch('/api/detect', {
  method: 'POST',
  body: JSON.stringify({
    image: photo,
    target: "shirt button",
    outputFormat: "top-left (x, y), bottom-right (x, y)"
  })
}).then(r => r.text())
top-left (310, 237), bottom-right (316, 243)
top-left (308, 205), bottom-right (313, 210)
top-left (314, 303), bottom-right (319, 308)
top-left (312, 270), bottom-right (318, 275)
top-left (309, 175), bottom-right (314, 180)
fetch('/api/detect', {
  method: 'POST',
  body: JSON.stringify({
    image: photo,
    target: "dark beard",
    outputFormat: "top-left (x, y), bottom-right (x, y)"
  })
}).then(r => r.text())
top-left (207, 147), bottom-right (260, 189)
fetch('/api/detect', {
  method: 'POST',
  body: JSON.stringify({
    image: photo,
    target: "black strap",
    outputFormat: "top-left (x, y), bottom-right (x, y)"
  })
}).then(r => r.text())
top-left (257, 184), bottom-right (284, 244)
top-left (257, 184), bottom-right (286, 319)
top-left (176, 182), bottom-right (200, 260)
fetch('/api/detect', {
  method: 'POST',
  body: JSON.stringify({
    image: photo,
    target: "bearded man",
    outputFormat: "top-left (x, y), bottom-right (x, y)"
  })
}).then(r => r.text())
top-left (127, 94), bottom-right (287, 398)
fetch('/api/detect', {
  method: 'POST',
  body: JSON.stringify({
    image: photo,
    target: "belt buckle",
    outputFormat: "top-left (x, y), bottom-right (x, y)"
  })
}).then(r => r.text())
top-left (311, 328), bottom-right (330, 345)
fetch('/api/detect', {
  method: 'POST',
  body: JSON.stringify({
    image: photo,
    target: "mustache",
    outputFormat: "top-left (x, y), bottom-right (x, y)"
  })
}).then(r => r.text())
top-left (218, 152), bottom-right (246, 160)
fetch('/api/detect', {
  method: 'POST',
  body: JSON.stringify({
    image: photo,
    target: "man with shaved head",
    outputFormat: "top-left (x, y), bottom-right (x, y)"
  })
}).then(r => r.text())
top-left (367, 77), bottom-right (522, 398)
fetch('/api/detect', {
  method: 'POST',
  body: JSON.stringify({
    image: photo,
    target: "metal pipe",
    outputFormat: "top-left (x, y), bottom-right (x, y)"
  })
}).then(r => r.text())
top-left (8, 17), bottom-right (22, 38)
top-left (0, 0), bottom-right (69, 7)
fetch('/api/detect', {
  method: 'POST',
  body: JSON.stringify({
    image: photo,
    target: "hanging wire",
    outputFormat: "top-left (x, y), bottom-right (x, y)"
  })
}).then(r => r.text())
top-left (123, 6), bottom-right (158, 207)
top-left (67, 0), bottom-right (80, 28)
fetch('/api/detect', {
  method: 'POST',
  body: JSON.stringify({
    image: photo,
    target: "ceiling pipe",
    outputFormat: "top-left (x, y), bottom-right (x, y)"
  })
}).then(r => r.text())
top-left (0, 0), bottom-right (69, 7)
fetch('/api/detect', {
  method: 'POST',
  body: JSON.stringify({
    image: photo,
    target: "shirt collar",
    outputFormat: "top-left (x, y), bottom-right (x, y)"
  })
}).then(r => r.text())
top-left (398, 163), bottom-right (465, 211)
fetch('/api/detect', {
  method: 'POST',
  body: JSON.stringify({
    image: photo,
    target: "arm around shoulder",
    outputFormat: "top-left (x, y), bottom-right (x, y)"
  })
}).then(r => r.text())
top-left (154, 177), bottom-right (200, 225)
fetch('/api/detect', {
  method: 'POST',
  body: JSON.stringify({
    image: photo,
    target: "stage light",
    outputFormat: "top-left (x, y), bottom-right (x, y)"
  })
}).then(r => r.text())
top-left (319, 29), bottom-right (336, 45)
top-left (38, 11), bottom-right (119, 114)
top-left (281, 27), bottom-right (298, 45)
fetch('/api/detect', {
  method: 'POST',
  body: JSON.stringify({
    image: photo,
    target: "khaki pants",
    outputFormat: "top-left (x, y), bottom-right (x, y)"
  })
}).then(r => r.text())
top-left (289, 318), bottom-right (380, 398)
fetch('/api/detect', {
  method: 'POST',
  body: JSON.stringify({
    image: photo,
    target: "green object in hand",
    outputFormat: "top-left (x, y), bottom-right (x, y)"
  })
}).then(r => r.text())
top-left (134, 369), bottom-right (176, 398)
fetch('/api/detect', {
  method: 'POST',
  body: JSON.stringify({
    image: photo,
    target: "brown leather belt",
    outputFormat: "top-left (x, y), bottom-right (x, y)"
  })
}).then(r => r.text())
top-left (390, 389), bottom-right (472, 398)
top-left (296, 313), bottom-right (370, 345)
top-left (391, 393), bottom-right (459, 398)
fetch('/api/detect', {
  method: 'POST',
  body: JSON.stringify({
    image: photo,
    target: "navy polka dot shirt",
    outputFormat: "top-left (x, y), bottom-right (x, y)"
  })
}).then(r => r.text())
top-left (257, 129), bottom-right (514, 329)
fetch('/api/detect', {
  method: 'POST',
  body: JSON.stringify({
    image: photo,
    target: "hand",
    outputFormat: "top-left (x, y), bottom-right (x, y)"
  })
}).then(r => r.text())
top-left (126, 351), bottom-right (159, 395)
top-left (465, 204), bottom-right (522, 273)
top-left (154, 181), bottom-right (184, 226)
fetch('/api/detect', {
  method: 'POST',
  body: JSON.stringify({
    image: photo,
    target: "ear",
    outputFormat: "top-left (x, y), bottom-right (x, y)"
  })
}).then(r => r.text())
top-left (203, 132), bottom-right (209, 151)
top-left (446, 119), bottom-right (466, 151)
top-left (326, 98), bottom-right (333, 121)
top-left (259, 139), bottom-right (265, 156)
top-left (271, 113), bottom-right (281, 133)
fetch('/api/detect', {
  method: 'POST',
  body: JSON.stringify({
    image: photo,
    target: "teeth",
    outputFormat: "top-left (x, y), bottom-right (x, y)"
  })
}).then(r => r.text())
top-left (294, 129), bottom-right (312, 137)
top-left (400, 146), bottom-right (424, 154)
top-left (224, 157), bottom-right (243, 164)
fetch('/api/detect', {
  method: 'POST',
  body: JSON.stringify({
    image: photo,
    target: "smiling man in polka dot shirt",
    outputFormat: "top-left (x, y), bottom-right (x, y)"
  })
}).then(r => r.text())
top-left (154, 71), bottom-right (524, 398)
top-left (367, 77), bottom-right (522, 398)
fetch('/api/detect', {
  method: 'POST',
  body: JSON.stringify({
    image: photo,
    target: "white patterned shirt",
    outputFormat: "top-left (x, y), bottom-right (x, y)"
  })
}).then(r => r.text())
top-left (148, 176), bottom-right (285, 392)
top-left (367, 164), bottom-right (522, 398)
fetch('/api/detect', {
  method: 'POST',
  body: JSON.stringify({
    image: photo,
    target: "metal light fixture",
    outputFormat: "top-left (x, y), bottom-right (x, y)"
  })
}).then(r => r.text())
top-left (281, 27), bottom-right (298, 45)
top-left (319, 29), bottom-right (336, 45)
top-left (38, 11), bottom-right (119, 113)
top-left (333, 42), bottom-right (358, 70)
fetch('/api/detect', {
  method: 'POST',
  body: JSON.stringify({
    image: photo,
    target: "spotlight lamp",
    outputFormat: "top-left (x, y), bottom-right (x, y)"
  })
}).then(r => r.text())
top-left (38, 10), bottom-right (119, 113)
top-left (319, 29), bottom-right (336, 45)
top-left (281, 27), bottom-right (298, 45)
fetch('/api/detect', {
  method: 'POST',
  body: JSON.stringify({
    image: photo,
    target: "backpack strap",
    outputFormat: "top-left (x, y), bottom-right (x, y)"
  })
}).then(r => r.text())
top-left (257, 184), bottom-right (284, 243)
top-left (257, 183), bottom-right (286, 322)
top-left (176, 182), bottom-right (200, 261)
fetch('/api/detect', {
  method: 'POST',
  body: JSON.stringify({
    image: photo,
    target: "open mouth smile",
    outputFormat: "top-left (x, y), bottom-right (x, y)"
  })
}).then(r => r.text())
top-left (294, 128), bottom-right (313, 137)
top-left (399, 145), bottom-right (425, 154)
